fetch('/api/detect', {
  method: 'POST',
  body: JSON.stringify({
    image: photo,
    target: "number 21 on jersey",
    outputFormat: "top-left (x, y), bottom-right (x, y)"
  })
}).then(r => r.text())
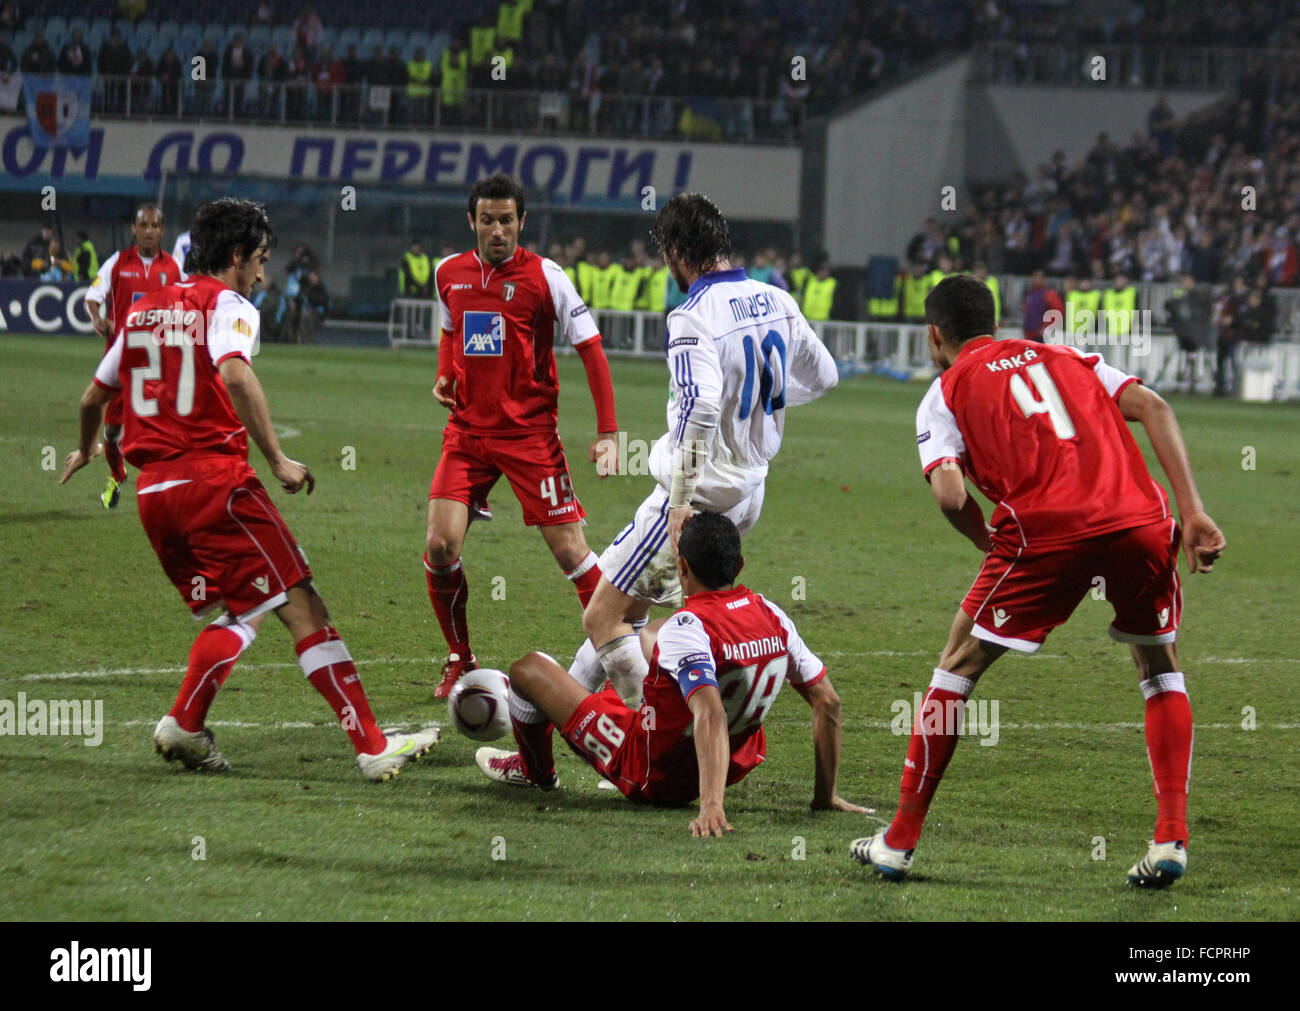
top-left (1010, 362), bottom-right (1075, 439)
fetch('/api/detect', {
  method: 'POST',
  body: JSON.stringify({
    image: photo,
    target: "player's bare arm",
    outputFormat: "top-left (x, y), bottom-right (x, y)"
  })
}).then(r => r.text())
top-left (85, 299), bottom-right (112, 341)
top-left (687, 684), bottom-right (734, 837)
top-left (1117, 382), bottom-right (1224, 572)
top-left (929, 461), bottom-right (993, 552)
top-left (59, 381), bottom-right (114, 483)
top-left (218, 357), bottom-right (314, 494)
top-left (792, 676), bottom-right (868, 813)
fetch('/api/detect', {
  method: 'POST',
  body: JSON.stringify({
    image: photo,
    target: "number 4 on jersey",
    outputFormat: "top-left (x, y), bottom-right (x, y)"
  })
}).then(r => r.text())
top-left (1010, 362), bottom-right (1075, 439)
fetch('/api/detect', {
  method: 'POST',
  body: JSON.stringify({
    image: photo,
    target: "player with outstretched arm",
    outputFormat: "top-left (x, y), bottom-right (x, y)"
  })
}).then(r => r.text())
top-left (850, 274), bottom-right (1224, 886)
top-left (61, 198), bottom-right (439, 781)
top-left (475, 511), bottom-right (867, 834)
top-left (425, 172), bottom-right (619, 699)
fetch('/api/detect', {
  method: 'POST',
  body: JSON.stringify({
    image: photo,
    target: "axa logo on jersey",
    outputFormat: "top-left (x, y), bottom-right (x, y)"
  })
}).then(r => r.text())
top-left (464, 311), bottom-right (505, 355)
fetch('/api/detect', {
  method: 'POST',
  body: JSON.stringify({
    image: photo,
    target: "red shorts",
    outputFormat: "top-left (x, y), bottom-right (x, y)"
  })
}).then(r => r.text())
top-left (963, 518), bottom-right (1182, 652)
top-left (429, 426), bottom-right (585, 527)
top-left (104, 389), bottom-right (124, 427)
top-left (561, 688), bottom-right (765, 807)
top-left (136, 455), bottom-right (312, 620)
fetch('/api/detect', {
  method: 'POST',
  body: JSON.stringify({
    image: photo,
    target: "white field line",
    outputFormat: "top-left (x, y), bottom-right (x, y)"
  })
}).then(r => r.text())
top-left (6, 651), bottom-right (1297, 685)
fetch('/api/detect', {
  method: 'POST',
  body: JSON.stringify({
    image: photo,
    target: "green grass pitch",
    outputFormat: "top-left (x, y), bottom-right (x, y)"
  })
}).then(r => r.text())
top-left (0, 333), bottom-right (1296, 921)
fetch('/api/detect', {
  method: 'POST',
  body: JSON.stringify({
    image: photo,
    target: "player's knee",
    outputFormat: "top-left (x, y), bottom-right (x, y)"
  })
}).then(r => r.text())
top-left (425, 531), bottom-right (461, 565)
top-left (581, 602), bottom-right (611, 645)
top-left (508, 653), bottom-right (547, 695)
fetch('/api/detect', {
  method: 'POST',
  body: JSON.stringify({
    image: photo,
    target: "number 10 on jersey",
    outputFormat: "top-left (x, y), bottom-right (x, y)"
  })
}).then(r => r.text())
top-left (739, 330), bottom-right (787, 420)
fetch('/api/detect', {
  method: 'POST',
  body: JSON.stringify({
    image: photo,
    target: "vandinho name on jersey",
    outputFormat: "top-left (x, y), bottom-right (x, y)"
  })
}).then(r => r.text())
top-left (720, 634), bottom-right (784, 662)
top-left (463, 311), bottom-right (505, 355)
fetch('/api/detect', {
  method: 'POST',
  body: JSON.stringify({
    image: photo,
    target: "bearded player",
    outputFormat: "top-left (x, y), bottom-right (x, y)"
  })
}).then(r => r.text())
top-left (573, 194), bottom-right (838, 713)
top-left (476, 511), bottom-right (866, 834)
top-left (84, 204), bottom-right (181, 510)
top-left (61, 198), bottom-right (438, 781)
top-left (426, 172), bottom-right (619, 699)
top-left (850, 274), bottom-right (1224, 886)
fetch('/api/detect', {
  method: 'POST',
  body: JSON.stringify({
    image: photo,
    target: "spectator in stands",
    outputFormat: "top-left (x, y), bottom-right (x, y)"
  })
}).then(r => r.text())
top-left (194, 37), bottom-right (219, 115)
top-left (257, 44), bottom-right (288, 117)
top-left (286, 46), bottom-right (310, 120)
top-left (98, 28), bottom-right (132, 113)
top-left (20, 30), bottom-right (54, 74)
top-left (0, 30), bottom-right (16, 73)
top-left (1267, 226), bottom-right (1298, 287)
top-left (297, 270), bottom-right (330, 343)
top-left (130, 47), bottom-right (155, 112)
top-left (58, 28), bottom-right (92, 75)
top-left (1022, 269), bottom-right (1062, 342)
top-left (0, 3), bottom-right (21, 33)
top-left (339, 44), bottom-right (362, 122)
top-left (155, 47), bottom-right (181, 115)
top-left (1, 250), bottom-right (22, 276)
top-left (293, 5), bottom-right (323, 63)
top-left (312, 44), bottom-right (345, 120)
top-left (254, 1), bottom-right (277, 26)
top-left (223, 33), bottom-right (255, 117)
top-left (22, 224), bottom-right (52, 276)
top-left (38, 238), bottom-right (75, 282)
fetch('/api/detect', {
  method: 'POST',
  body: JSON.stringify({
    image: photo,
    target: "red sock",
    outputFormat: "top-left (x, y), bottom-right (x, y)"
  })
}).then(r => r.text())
top-left (565, 551), bottom-right (601, 609)
top-left (104, 433), bottom-right (127, 483)
top-left (512, 716), bottom-right (556, 782)
top-left (297, 627), bottom-right (386, 755)
top-left (886, 669), bottom-right (973, 851)
top-left (424, 554), bottom-right (471, 657)
top-left (169, 619), bottom-right (252, 732)
top-left (1143, 672), bottom-right (1192, 844)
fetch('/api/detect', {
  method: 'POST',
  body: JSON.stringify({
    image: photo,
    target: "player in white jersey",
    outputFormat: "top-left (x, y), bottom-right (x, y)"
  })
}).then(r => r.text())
top-left (172, 230), bottom-right (192, 281)
top-left (577, 194), bottom-right (840, 707)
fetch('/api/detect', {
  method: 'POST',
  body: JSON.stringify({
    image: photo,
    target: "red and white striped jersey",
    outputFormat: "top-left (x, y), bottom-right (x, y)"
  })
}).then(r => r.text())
top-left (92, 275), bottom-right (261, 467)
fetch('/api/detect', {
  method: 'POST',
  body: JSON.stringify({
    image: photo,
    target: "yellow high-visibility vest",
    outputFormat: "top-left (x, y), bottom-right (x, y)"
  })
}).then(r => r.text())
top-left (440, 48), bottom-right (468, 106)
top-left (868, 275), bottom-right (901, 318)
top-left (590, 265), bottom-right (617, 310)
top-left (790, 266), bottom-right (811, 305)
top-left (1101, 286), bottom-right (1137, 337)
top-left (609, 265), bottom-right (642, 310)
top-left (901, 274), bottom-right (931, 320)
top-left (985, 275), bottom-right (1002, 325)
top-left (575, 260), bottom-right (597, 305)
top-left (1065, 288), bottom-right (1100, 334)
top-left (497, 1), bottom-right (525, 42)
top-left (470, 25), bottom-right (497, 65)
top-left (402, 251), bottom-right (431, 292)
top-left (638, 266), bottom-right (666, 310)
top-left (407, 59), bottom-right (433, 97)
top-left (802, 275), bottom-right (837, 321)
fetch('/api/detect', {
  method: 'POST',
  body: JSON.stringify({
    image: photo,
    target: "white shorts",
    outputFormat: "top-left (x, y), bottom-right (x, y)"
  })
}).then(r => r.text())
top-left (598, 482), bottom-right (765, 606)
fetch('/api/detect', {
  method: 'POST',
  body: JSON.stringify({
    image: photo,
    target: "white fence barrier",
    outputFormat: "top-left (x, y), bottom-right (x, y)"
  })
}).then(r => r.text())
top-left (390, 304), bottom-right (1300, 401)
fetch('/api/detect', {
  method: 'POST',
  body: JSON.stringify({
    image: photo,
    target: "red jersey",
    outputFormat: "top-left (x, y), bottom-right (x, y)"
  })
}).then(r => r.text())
top-left (916, 337), bottom-right (1169, 549)
top-left (641, 584), bottom-right (826, 798)
top-left (85, 246), bottom-right (182, 349)
top-left (435, 246), bottom-right (600, 435)
top-left (92, 275), bottom-right (262, 467)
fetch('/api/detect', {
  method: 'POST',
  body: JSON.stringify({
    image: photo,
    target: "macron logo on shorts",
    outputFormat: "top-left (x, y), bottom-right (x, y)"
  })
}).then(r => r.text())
top-left (464, 312), bottom-right (505, 355)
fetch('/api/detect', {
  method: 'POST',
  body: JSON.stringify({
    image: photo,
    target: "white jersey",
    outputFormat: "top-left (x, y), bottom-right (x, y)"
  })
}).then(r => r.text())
top-left (650, 267), bottom-right (838, 510)
top-left (172, 231), bottom-right (191, 281)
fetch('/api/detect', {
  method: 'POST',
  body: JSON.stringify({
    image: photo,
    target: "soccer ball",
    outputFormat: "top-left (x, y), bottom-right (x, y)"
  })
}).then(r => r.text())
top-left (447, 668), bottom-right (511, 742)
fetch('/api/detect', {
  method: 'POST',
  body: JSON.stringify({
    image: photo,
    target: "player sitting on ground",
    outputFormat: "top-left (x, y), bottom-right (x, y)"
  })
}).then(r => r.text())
top-left (476, 511), bottom-right (866, 835)
top-left (850, 274), bottom-right (1225, 886)
top-left (61, 197), bottom-right (438, 781)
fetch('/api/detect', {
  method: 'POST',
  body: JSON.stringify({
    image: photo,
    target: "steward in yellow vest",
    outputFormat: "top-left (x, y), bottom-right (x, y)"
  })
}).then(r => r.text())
top-left (1101, 275), bottom-right (1137, 338)
top-left (802, 270), bottom-right (837, 321)
top-left (401, 240), bottom-right (433, 297)
top-left (470, 20), bottom-right (497, 65)
top-left (900, 262), bottom-right (932, 321)
top-left (440, 41), bottom-right (469, 107)
top-left (407, 52), bottom-right (433, 97)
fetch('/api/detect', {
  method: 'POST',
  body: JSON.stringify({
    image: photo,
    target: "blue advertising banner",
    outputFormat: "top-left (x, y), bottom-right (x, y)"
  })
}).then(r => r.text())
top-left (0, 279), bottom-right (95, 335)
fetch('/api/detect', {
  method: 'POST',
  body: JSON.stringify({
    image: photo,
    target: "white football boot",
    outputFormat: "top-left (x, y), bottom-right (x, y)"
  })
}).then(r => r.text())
top-left (153, 715), bottom-right (232, 772)
top-left (475, 747), bottom-right (558, 790)
top-left (356, 726), bottom-right (441, 782)
top-left (850, 829), bottom-right (914, 881)
top-left (1127, 839), bottom-right (1187, 888)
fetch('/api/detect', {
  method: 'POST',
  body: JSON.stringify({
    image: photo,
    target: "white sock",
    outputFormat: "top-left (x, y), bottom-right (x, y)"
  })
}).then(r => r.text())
top-left (598, 634), bottom-right (648, 708)
top-left (508, 689), bottom-right (543, 726)
top-left (569, 639), bottom-right (607, 693)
